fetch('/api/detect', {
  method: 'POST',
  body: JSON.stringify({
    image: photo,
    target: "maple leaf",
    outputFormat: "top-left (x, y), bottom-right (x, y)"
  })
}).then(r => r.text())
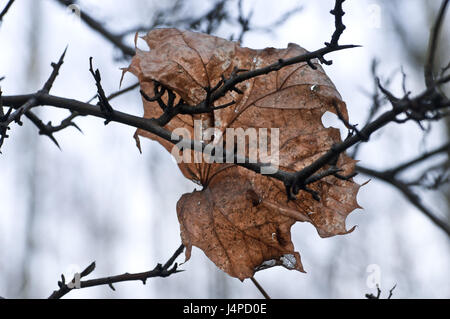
top-left (126, 28), bottom-right (362, 280)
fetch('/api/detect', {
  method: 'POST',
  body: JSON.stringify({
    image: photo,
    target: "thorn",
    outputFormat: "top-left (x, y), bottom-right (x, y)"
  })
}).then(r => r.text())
top-left (232, 86), bottom-right (244, 94)
top-left (49, 135), bottom-right (61, 150)
top-left (80, 261), bottom-right (96, 277)
top-left (307, 60), bottom-right (317, 70)
top-left (72, 122), bottom-right (83, 134)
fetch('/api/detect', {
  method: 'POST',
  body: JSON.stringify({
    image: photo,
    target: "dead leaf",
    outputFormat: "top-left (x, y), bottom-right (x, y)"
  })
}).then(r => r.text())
top-left (126, 28), bottom-right (362, 280)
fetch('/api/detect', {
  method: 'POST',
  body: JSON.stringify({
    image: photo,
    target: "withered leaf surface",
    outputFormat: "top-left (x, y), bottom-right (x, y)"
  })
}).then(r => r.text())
top-left (126, 28), bottom-right (361, 280)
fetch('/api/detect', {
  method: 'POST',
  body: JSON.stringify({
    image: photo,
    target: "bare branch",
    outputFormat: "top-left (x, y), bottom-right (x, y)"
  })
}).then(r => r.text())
top-left (87, 82), bottom-right (140, 104)
top-left (365, 284), bottom-right (396, 299)
top-left (250, 277), bottom-right (271, 299)
top-left (388, 142), bottom-right (450, 176)
top-left (234, 2), bottom-right (303, 43)
top-left (326, 0), bottom-right (346, 48)
top-left (107, 82), bottom-right (139, 101)
top-left (0, 0), bottom-right (15, 24)
top-left (0, 48), bottom-right (67, 151)
top-left (48, 244), bottom-right (185, 299)
top-left (88, 57), bottom-right (114, 122)
top-left (25, 110), bottom-right (82, 149)
top-left (356, 165), bottom-right (450, 237)
top-left (406, 161), bottom-right (449, 190)
top-left (424, 0), bottom-right (450, 89)
top-left (42, 46), bottom-right (67, 94)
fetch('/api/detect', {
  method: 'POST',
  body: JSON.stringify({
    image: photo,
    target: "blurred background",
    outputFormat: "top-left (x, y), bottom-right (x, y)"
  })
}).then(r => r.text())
top-left (0, 0), bottom-right (449, 298)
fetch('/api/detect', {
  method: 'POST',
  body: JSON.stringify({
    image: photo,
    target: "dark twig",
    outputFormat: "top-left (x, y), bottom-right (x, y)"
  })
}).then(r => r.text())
top-left (353, 60), bottom-right (394, 157)
top-left (406, 161), bottom-right (449, 190)
top-left (441, 61), bottom-right (450, 77)
top-left (387, 285), bottom-right (397, 299)
top-left (326, 0), bottom-right (346, 48)
top-left (150, 39), bottom-right (358, 126)
top-left (119, 0), bottom-right (229, 38)
top-left (0, 88), bottom-right (3, 117)
top-left (195, 1), bottom-right (357, 116)
top-left (25, 111), bottom-right (61, 149)
top-left (0, 49), bottom-right (67, 151)
top-left (424, 0), bottom-right (450, 89)
top-left (116, 0), bottom-right (184, 37)
top-left (48, 244), bottom-right (185, 299)
top-left (365, 285), bottom-right (381, 299)
top-left (287, 74), bottom-right (450, 200)
top-left (89, 57), bottom-right (114, 123)
top-left (11, 48), bottom-right (66, 122)
top-left (355, 143), bottom-right (450, 235)
top-left (357, 164), bottom-right (450, 237)
top-left (200, 0), bottom-right (228, 34)
top-left (87, 82), bottom-right (140, 104)
top-left (365, 284), bottom-right (396, 299)
top-left (0, 88), bottom-right (8, 151)
top-left (235, 2), bottom-right (303, 43)
top-left (250, 277), bottom-right (271, 299)
top-left (107, 82), bottom-right (139, 101)
top-left (25, 110), bottom-right (82, 149)
top-left (332, 99), bottom-right (367, 142)
top-left (388, 142), bottom-right (450, 176)
top-left (236, 0), bottom-right (252, 42)
top-left (42, 46), bottom-right (67, 94)
top-left (0, 0), bottom-right (15, 24)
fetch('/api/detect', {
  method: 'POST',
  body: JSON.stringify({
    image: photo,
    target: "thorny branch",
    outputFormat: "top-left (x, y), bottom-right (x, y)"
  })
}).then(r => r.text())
top-left (48, 244), bottom-right (185, 299)
top-left (2, 1), bottom-right (450, 238)
top-left (116, 0), bottom-right (229, 38)
top-left (365, 284), bottom-right (397, 299)
top-left (0, 47), bottom-right (67, 150)
top-left (88, 57), bottom-right (115, 123)
top-left (1, 0), bottom-right (450, 299)
top-left (53, 0), bottom-right (301, 59)
top-left (2, 1), bottom-right (356, 152)
top-left (425, 0), bottom-right (450, 89)
top-left (235, 0), bottom-right (303, 43)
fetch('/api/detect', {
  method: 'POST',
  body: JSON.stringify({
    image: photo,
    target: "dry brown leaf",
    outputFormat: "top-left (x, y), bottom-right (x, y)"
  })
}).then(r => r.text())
top-left (126, 28), bottom-right (362, 280)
